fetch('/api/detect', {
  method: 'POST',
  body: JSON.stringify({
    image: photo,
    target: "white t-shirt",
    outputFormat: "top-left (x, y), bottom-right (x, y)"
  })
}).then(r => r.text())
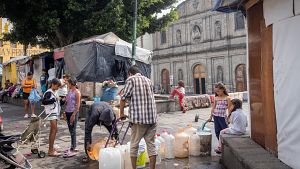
top-left (57, 79), bottom-right (68, 96)
top-left (178, 87), bottom-right (185, 94)
top-left (229, 109), bottom-right (247, 134)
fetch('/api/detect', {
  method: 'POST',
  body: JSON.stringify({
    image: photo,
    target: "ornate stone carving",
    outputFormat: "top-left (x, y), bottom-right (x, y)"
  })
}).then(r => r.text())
top-left (192, 0), bottom-right (199, 10)
top-left (192, 25), bottom-right (202, 41)
top-left (176, 29), bottom-right (182, 45)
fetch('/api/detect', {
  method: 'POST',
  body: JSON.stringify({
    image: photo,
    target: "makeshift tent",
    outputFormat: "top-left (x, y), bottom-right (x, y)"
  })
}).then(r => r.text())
top-left (64, 32), bottom-right (152, 83)
top-left (2, 56), bottom-right (30, 86)
top-left (212, 0), bottom-right (246, 13)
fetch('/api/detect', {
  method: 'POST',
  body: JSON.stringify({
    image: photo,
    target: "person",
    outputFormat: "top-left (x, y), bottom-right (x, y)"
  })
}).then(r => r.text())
top-left (208, 82), bottom-right (232, 153)
top-left (63, 77), bottom-right (81, 158)
top-left (120, 66), bottom-right (157, 169)
top-left (41, 78), bottom-right (62, 157)
top-left (83, 102), bottom-right (119, 161)
top-left (22, 72), bottom-right (37, 118)
top-left (0, 83), bottom-right (14, 103)
top-left (4, 80), bottom-right (10, 89)
top-left (40, 69), bottom-right (48, 94)
top-left (169, 80), bottom-right (188, 113)
top-left (57, 74), bottom-right (70, 116)
top-left (216, 98), bottom-right (247, 154)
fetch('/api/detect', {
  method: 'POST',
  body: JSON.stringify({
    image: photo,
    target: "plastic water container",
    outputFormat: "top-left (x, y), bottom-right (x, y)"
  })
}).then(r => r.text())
top-left (137, 139), bottom-right (147, 168)
top-left (184, 124), bottom-right (197, 136)
top-left (93, 97), bottom-right (101, 103)
top-left (161, 131), bottom-right (175, 159)
top-left (155, 138), bottom-right (162, 164)
top-left (189, 133), bottom-right (201, 156)
top-left (124, 143), bottom-right (133, 169)
top-left (174, 128), bottom-right (189, 158)
top-left (99, 147), bottom-right (122, 169)
top-left (156, 134), bottom-right (166, 159)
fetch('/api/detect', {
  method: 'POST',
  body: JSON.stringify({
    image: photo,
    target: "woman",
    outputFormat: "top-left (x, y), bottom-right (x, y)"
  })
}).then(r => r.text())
top-left (63, 77), bottom-right (81, 158)
top-left (57, 74), bottom-right (70, 117)
top-left (41, 78), bottom-right (61, 157)
top-left (22, 72), bottom-right (37, 118)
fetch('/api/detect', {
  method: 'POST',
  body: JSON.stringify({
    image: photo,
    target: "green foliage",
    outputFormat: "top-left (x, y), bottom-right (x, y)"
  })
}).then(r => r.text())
top-left (0, 0), bottom-right (178, 48)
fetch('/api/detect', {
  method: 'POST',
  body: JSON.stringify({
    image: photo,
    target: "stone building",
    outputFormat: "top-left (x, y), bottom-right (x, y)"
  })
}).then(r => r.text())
top-left (151, 0), bottom-right (247, 94)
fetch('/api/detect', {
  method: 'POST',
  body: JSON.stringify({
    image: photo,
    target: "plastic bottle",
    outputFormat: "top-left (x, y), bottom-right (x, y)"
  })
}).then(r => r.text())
top-left (184, 124), bottom-right (197, 136)
top-left (137, 139), bottom-right (147, 168)
top-left (161, 131), bottom-right (175, 159)
top-left (155, 137), bottom-right (162, 164)
top-left (124, 142), bottom-right (133, 169)
top-left (156, 134), bottom-right (166, 159)
top-left (189, 133), bottom-right (201, 156)
top-left (174, 128), bottom-right (189, 158)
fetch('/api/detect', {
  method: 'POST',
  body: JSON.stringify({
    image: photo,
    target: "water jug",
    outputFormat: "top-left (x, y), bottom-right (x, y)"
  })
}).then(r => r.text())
top-left (155, 138), bottom-right (162, 164)
top-left (99, 147), bottom-right (122, 169)
top-left (88, 138), bottom-right (106, 160)
top-left (198, 131), bottom-right (212, 156)
top-left (184, 124), bottom-right (197, 136)
top-left (156, 134), bottom-right (166, 159)
top-left (189, 133), bottom-right (201, 156)
top-left (174, 128), bottom-right (189, 158)
top-left (137, 139), bottom-right (147, 168)
top-left (124, 143), bottom-right (133, 169)
top-left (161, 131), bottom-right (175, 159)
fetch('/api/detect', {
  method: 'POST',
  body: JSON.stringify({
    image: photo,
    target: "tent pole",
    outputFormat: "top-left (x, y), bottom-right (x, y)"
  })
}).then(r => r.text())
top-left (131, 0), bottom-right (137, 66)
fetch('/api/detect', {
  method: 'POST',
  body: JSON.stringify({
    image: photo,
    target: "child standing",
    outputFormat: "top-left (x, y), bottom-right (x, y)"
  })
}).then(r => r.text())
top-left (169, 80), bottom-right (188, 113)
top-left (42, 78), bottom-right (61, 157)
top-left (208, 83), bottom-right (232, 152)
top-left (216, 98), bottom-right (248, 153)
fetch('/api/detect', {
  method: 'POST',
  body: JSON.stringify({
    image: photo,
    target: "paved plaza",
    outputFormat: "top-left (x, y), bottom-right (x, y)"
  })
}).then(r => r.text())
top-left (0, 102), bottom-right (250, 169)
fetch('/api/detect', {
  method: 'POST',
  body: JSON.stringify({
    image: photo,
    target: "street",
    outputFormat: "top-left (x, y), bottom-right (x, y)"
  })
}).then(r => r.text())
top-left (0, 102), bottom-right (250, 169)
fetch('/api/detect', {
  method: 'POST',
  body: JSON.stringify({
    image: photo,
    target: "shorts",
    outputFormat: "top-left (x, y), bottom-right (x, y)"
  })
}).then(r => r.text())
top-left (223, 128), bottom-right (244, 135)
top-left (46, 113), bottom-right (59, 121)
top-left (23, 93), bottom-right (30, 100)
top-left (130, 123), bottom-right (157, 157)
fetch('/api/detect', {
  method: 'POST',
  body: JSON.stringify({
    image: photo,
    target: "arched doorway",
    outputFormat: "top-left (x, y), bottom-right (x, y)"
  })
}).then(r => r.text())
top-left (161, 69), bottom-right (170, 94)
top-left (193, 64), bottom-right (206, 94)
top-left (235, 64), bottom-right (247, 92)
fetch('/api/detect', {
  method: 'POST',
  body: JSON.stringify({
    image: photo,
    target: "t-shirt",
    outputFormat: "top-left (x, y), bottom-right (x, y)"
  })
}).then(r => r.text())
top-left (22, 79), bottom-right (35, 94)
top-left (178, 87), bottom-right (185, 94)
top-left (229, 109), bottom-right (248, 134)
top-left (57, 79), bottom-right (68, 96)
top-left (40, 74), bottom-right (48, 85)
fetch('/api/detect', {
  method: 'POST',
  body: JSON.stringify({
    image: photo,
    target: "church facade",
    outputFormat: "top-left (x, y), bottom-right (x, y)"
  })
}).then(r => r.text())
top-left (152, 0), bottom-right (247, 94)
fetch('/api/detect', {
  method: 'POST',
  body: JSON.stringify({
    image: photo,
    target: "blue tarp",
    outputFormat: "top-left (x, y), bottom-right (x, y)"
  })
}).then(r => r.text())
top-left (212, 0), bottom-right (245, 13)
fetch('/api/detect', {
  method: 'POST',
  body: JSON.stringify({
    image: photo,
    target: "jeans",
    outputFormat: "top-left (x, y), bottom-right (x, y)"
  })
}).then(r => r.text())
top-left (213, 116), bottom-right (228, 140)
top-left (66, 112), bottom-right (79, 150)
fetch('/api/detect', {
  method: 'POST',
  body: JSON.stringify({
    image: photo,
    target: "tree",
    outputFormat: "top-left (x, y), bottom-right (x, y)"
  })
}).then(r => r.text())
top-left (0, 0), bottom-right (178, 49)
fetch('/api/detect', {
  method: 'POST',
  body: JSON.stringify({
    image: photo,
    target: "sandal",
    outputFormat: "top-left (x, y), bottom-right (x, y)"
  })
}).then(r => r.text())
top-left (63, 149), bottom-right (77, 158)
top-left (214, 146), bottom-right (222, 154)
top-left (82, 156), bottom-right (90, 163)
top-left (48, 150), bottom-right (61, 157)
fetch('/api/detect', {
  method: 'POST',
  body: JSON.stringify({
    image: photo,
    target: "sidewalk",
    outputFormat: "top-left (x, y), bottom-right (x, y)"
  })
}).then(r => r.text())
top-left (0, 102), bottom-right (251, 169)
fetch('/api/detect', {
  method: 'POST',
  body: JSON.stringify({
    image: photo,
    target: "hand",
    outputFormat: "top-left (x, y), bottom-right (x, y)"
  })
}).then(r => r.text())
top-left (70, 113), bottom-right (76, 125)
top-left (207, 116), bottom-right (213, 122)
top-left (120, 113), bottom-right (128, 120)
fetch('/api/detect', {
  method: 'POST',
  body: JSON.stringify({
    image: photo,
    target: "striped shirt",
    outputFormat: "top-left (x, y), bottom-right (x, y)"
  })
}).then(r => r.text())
top-left (213, 98), bottom-right (228, 117)
top-left (122, 73), bottom-right (157, 124)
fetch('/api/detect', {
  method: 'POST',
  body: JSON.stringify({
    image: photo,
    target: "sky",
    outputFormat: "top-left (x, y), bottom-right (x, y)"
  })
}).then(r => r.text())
top-left (157, 0), bottom-right (186, 18)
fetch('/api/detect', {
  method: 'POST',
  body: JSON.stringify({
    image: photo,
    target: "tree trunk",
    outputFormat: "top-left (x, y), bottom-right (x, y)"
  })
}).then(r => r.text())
top-left (23, 44), bottom-right (28, 56)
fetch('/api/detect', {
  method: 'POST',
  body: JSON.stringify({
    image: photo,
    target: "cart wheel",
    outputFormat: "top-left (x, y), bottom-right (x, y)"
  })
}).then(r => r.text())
top-left (38, 151), bottom-right (46, 158)
top-left (31, 149), bottom-right (39, 154)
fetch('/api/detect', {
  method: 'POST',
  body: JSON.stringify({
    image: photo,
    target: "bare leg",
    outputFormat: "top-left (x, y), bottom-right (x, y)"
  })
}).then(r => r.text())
top-left (131, 157), bottom-right (137, 169)
top-left (149, 155), bottom-right (157, 169)
top-left (31, 102), bottom-right (36, 115)
top-left (24, 100), bottom-right (29, 115)
top-left (219, 129), bottom-right (227, 148)
top-left (48, 120), bottom-right (57, 153)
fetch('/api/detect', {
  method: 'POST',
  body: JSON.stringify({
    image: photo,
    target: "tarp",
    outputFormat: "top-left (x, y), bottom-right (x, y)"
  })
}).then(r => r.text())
top-left (273, 15), bottom-right (300, 169)
top-left (212, 0), bottom-right (245, 13)
top-left (2, 55), bottom-right (30, 66)
top-left (64, 32), bottom-right (151, 83)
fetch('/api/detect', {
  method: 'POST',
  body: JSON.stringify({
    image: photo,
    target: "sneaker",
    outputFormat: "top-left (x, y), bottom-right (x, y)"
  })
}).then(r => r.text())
top-left (24, 114), bottom-right (29, 118)
top-left (31, 114), bottom-right (37, 118)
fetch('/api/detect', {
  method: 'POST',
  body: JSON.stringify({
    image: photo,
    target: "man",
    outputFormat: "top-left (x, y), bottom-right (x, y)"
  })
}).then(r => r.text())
top-left (120, 66), bottom-right (157, 169)
top-left (40, 69), bottom-right (48, 94)
top-left (57, 74), bottom-right (70, 116)
top-left (84, 102), bottom-right (119, 160)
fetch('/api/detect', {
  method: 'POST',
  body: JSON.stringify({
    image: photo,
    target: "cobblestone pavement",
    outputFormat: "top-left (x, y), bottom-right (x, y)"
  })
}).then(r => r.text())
top-left (0, 102), bottom-right (250, 169)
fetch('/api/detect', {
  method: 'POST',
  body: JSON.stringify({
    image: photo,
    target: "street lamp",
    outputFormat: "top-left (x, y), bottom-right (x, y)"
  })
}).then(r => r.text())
top-left (131, 0), bottom-right (137, 66)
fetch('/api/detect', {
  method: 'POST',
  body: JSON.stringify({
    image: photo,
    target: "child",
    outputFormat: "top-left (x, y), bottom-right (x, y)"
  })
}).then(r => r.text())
top-left (215, 98), bottom-right (248, 153)
top-left (42, 78), bottom-right (62, 157)
top-left (169, 80), bottom-right (188, 113)
top-left (208, 82), bottom-right (232, 152)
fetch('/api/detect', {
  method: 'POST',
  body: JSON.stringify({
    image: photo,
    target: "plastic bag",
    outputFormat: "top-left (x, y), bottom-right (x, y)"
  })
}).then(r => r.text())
top-left (28, 88), bottom-right (41, 103)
